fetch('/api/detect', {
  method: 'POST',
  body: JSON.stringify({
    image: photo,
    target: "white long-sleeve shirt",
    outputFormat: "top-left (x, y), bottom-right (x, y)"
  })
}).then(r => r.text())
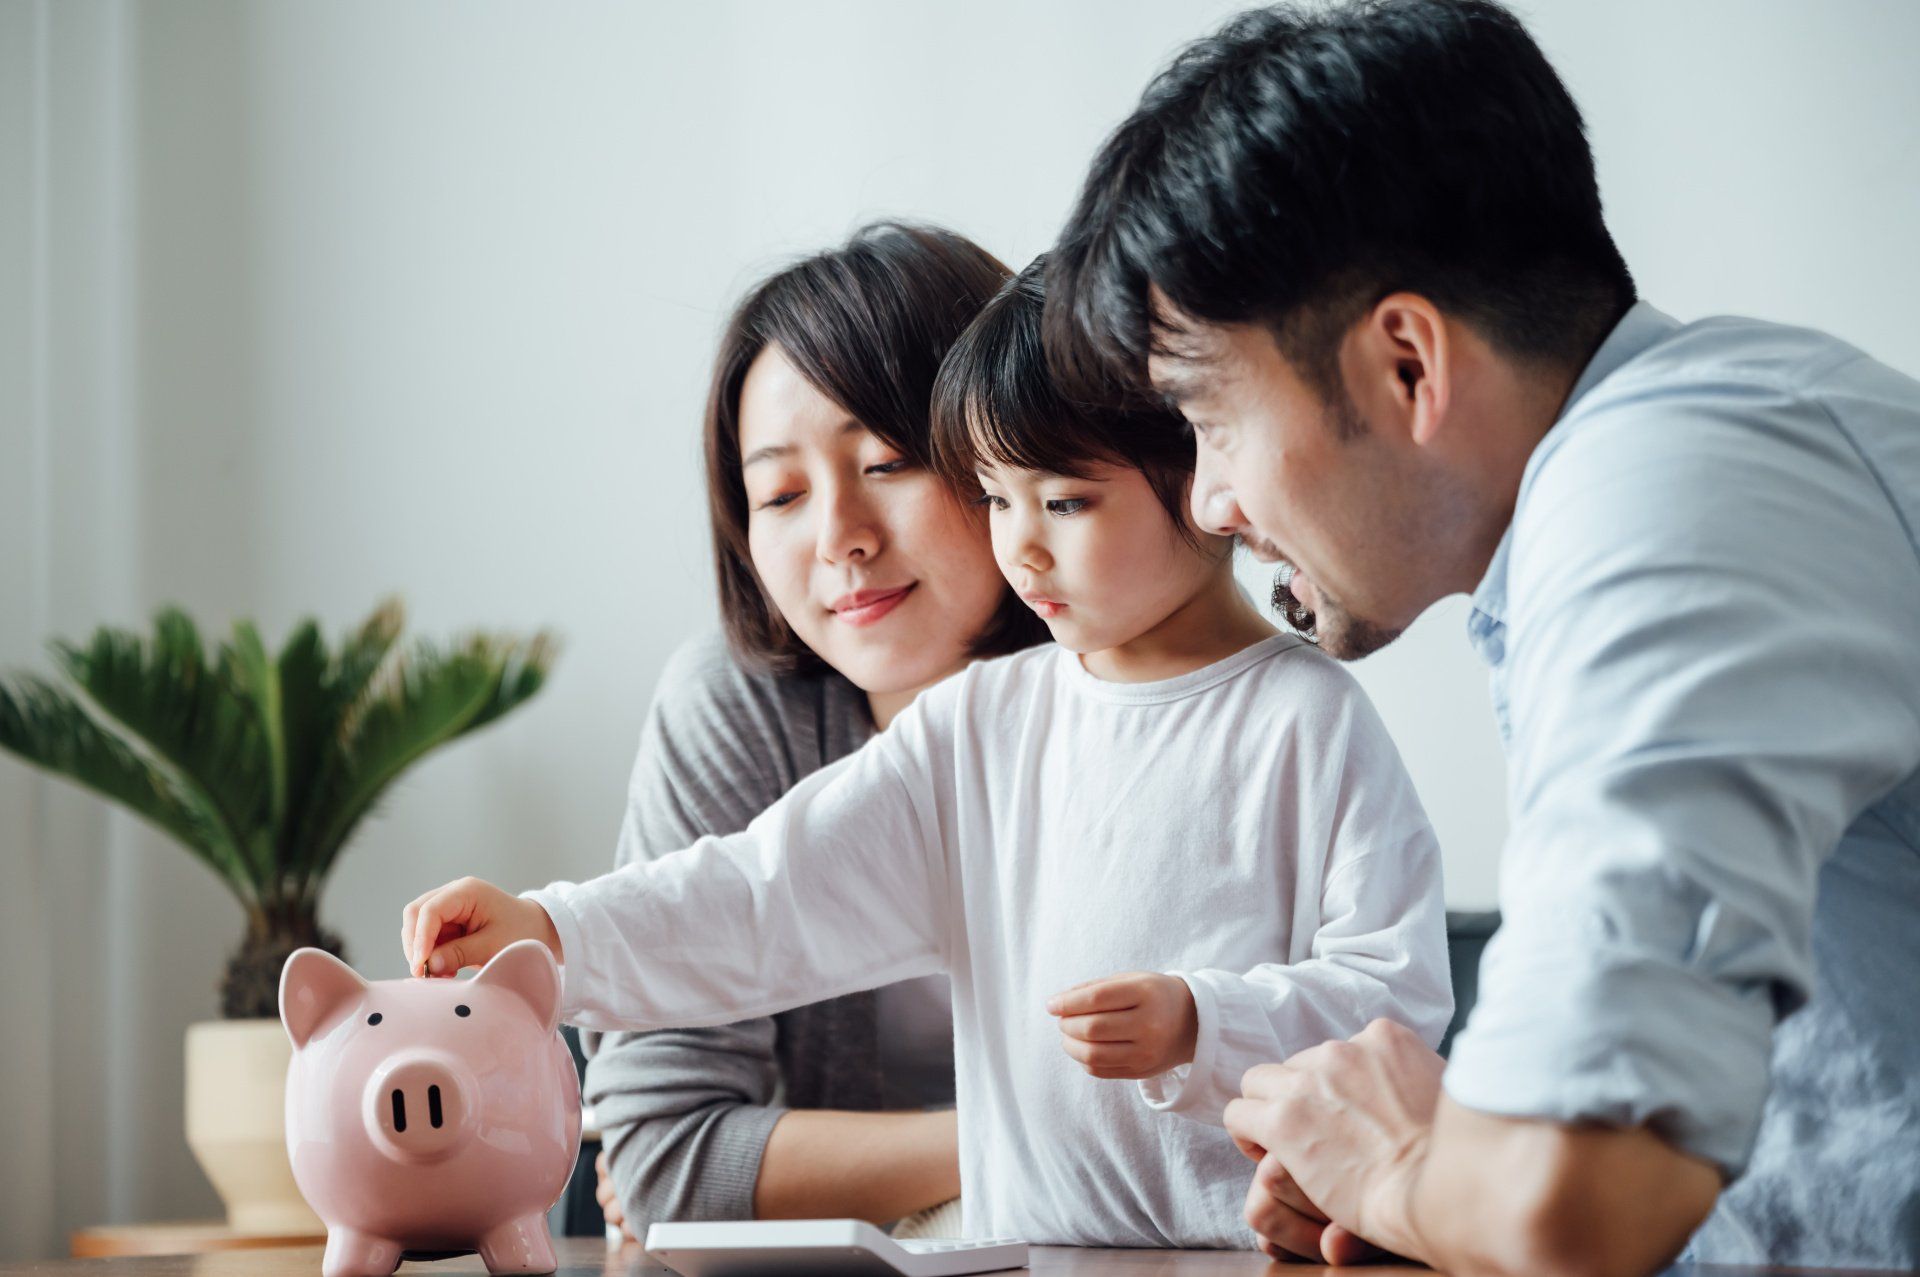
top-left (529, 636), bottom-right (1452, 1247)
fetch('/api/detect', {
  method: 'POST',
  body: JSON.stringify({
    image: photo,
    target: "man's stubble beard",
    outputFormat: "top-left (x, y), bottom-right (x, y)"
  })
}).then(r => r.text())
top-left (1269, 565), bottom-right (1401, 661)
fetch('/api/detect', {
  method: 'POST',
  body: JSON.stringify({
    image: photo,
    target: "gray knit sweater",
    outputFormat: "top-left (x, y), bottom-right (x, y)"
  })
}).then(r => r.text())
top-left (582, 634), bottom-right (957, 1226)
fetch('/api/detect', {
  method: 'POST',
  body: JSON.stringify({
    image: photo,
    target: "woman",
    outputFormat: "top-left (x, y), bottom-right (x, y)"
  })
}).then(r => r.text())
top-left (589, 222), bottom-right (1046, 1238)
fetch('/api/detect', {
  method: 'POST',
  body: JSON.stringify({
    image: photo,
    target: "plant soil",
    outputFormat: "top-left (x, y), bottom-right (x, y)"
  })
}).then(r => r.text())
top-left (221, 913), bottom-right (346, 1019)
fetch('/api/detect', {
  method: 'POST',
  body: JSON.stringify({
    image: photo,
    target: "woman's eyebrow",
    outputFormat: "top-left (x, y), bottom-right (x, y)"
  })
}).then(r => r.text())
top-left (744, 420), bottom-right (868, 468)
top-left (741, 443), bottom-right (793, 468)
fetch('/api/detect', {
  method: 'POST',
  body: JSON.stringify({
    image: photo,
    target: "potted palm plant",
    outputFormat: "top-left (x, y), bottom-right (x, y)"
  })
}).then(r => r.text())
top-left (0, 599), bottom-right (555, 1232)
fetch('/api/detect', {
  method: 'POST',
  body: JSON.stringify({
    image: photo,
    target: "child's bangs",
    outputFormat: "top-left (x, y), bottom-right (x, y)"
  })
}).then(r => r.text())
top-left (964, 376), bottom-right (1114, 483)
top-left (931, 263), bottom-right (1118, 492)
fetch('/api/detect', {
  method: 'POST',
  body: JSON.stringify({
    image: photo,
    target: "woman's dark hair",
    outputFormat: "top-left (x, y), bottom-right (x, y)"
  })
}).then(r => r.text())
top-left (931, 257), bottom-right (1202, 544)
top-left (1046, 0), bottom-right (1636, 402)
top-left (704, 221), bottom-right (1050, 675)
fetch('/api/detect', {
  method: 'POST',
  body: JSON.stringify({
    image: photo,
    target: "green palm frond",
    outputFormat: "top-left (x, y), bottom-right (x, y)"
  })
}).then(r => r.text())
top-left (1, 598), bottom-right (556, 915)
top-left (0, 674), bottom-right (253, 899)
top-left (270, 618), bottom-right (333, 873)
top-left (465, 631), bottom-right (556, 732)
top-left (50, 612), bottom-right (273, 890)
top-left (328, 598), bottom-right (406, 711)
top-left (298, 630), bottom-right (556, 887)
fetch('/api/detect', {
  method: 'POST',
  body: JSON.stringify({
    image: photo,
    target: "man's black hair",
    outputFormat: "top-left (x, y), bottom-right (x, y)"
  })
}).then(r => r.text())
top-left (1046, 0), bottom-right (1636, 401)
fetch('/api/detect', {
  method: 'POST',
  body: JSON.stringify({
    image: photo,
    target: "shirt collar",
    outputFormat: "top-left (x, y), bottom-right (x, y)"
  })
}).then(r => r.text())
top-left (1466, 300), bottom-right (1680, 636)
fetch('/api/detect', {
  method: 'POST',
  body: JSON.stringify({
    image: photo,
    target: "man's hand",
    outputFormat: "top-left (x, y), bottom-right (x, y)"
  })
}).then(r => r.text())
top-left (401, 876), bottom-right (563, 978)
top-left (1224, 1018), bottom-right (1444, 1263)
top-left (1045, 972), bottom-right (1198, 1080)
top-left (595, 1150), bottom-right (640, 1244)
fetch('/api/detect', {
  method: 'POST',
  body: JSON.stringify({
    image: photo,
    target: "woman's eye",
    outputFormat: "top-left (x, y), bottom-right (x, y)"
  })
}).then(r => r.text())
top-left (755, 491), bottom-right (802, 511)
top-left (1045, 498), bottom-right (1088, 517)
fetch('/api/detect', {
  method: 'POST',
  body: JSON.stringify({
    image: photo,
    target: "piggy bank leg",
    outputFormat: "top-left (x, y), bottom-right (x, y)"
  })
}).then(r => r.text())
top-left (321, 1226), bottom-right (403, 1277)
top-left (476, 1213), bottom-right (558, 1275)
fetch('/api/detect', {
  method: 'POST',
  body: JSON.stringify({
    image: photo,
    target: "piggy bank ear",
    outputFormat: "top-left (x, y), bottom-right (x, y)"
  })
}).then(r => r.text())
top-left (280, 948), bottom-right (369, 1049)
top-left (471, 939), bottom-right (561, 1034)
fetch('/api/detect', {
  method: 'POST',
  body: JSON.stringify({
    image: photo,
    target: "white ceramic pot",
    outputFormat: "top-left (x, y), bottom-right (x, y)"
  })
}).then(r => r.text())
top-left (183, 1019), bottom-right (323, 1233)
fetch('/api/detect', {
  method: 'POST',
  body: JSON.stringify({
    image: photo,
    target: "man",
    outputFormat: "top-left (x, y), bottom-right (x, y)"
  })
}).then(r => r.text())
top-left (1046, 2), bottom-right (1920, 1273)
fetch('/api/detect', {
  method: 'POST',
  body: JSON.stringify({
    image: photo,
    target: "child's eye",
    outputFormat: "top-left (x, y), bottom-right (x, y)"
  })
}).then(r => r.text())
top-left (865, 459), bottom-right (911, 476)
top-left (1045, 498), bottom-right (1088, 517)
top-left (972, 493), bottom-right (1008, 512)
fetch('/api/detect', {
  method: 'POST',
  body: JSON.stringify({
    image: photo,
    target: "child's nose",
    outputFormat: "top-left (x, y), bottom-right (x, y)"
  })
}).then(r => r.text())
top-left (1010, 531), bottom-right (1052, 574)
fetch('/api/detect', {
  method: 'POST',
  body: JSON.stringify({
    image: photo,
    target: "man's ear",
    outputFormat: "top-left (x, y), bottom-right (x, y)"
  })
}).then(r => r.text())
top-left (471, 939), bottom-right (562, 1034)
top-left (1360, 293), bottom-right (1451, 446)
top-left (280, 948), bottom-right (369, 1049)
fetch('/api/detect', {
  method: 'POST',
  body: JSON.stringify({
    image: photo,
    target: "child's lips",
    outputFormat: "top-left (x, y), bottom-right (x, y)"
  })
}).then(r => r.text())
top-left (1022, 594), bottom-right (1067, 619)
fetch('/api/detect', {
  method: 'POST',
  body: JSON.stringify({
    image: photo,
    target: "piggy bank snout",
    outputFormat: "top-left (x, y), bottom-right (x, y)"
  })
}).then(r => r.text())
top-left (362, 1052), bottom-right (475, 1164)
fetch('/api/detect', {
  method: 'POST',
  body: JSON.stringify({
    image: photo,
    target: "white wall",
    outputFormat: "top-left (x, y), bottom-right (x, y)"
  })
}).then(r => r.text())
top-left (3, 0), bottom-right (1917, 1259)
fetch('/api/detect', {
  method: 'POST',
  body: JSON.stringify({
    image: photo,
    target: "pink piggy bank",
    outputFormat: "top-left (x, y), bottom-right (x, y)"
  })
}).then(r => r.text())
top-left (279, 939), bottom-right (583, 1277)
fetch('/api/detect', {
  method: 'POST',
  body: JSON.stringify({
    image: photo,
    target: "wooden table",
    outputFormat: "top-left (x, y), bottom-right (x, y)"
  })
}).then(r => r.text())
top-left (68, 1222), bottom-right (328, 1259)
top-left (2, 1237), bottom-right (1891, 1276)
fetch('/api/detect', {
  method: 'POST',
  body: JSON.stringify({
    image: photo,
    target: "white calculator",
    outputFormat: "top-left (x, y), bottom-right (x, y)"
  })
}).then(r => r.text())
top-left (644, 1219), bottom-right (1030, 1277)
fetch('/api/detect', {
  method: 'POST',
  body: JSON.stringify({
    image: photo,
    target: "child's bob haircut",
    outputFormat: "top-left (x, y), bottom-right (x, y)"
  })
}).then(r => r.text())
top-left (931, 256), bottom-right (1201, 543)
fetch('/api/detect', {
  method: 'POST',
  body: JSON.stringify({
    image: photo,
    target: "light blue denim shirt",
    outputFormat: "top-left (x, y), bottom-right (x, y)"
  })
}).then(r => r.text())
top-left (1445, 302), bottom-right (1920, 1267)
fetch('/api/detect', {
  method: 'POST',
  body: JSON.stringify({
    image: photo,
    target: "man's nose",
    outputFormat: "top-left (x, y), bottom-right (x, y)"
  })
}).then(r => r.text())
top-left (1190, 459), bottom-right (1244, 538)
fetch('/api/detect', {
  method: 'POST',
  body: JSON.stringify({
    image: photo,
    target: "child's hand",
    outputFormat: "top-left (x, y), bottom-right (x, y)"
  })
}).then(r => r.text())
top-left (400, 876), bottom-right (563, 978)
top-left (1045, 972), bottom-right (1198, 1079)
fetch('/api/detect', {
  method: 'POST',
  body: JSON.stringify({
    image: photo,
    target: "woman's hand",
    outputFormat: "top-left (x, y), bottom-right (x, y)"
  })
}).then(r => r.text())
top-left (595, 1150), bottom-right (640, 1244)
top-left (1045, 972), bottom-right (1198, 1079)
top-left (400, 876), bottom-right (563, 977)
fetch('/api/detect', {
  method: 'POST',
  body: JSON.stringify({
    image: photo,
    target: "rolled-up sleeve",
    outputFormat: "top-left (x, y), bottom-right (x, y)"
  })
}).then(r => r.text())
top-left (1444, 380), bottom-right (1920, 1176)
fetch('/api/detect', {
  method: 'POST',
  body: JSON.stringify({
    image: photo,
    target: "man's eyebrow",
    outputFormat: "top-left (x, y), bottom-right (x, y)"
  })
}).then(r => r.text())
top-left (1152, 369), bottom-right (1206, 406)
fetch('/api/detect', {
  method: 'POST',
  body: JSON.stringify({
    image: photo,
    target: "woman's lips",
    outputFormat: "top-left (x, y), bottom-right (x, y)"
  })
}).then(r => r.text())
top-left (830, 584), bottom-right (915, 628)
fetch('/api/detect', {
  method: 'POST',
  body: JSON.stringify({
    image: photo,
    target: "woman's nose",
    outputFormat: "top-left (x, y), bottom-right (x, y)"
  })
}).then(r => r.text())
top-left (816, 485), bottom-right (882, 563)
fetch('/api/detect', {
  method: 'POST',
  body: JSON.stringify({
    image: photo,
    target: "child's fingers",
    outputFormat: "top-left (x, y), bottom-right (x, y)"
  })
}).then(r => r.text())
top-left (423, 931), bottom-right (494, 977)
top-left (410, 897), bottom-right (445, 977)
top-left (410, 881), bottom-right (482, 977)
top-left (1057, 1010), bottom-right (1137, 1043)
top-left (1059, 1035), bottom-right (1137, 1072)
top-left (422, 920), bottom-right (473, 975)
top-left (399, 891), bottom-right (447, 971)
top-left (1045, 975), bottom-right (1143, 1017)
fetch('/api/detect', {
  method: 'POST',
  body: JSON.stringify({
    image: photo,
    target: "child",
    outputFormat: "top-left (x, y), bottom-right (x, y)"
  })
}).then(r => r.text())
top-left (402, 259), bottom-right (1451, 1248)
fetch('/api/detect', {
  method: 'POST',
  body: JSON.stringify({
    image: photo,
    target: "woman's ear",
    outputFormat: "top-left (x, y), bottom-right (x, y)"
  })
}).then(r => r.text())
top-left (280, 948), bottom-right (369, 1049)
top-left (471, 938), bottom-right (562, 1034)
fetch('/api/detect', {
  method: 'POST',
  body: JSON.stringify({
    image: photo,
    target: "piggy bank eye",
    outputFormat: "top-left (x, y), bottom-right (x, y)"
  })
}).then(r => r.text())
top-left (366, 1013), bottom-right (383, 1026)
top-left (455, 1004), bottom-right (471, 1018)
